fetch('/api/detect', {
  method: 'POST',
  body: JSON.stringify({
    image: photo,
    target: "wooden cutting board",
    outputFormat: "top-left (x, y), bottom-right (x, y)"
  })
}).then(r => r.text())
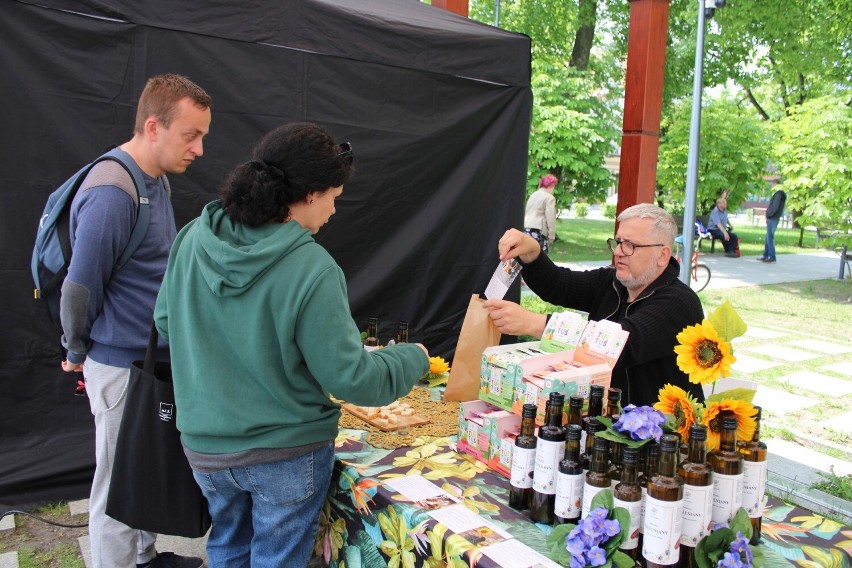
top-left (342, 403), bottom-right (431, 432)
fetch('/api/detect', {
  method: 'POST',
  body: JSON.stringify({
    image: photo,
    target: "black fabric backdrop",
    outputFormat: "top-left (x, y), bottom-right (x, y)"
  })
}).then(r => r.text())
top-left (0, 0), bottom-right (531, 507)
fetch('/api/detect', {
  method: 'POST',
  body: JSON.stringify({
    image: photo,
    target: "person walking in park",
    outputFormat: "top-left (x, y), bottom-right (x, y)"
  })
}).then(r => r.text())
top-left (759, 189), bottom-right (786, 263)
top-left (523, 173), bottom-right (558, 254)
top-left (59, 74), bottom-right (211, 568)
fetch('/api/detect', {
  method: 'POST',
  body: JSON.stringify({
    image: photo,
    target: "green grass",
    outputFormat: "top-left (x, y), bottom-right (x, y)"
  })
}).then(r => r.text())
top-left (548, 217), bottom-right (835, 263)
top-left (812, 468), bottom-right (852, 502)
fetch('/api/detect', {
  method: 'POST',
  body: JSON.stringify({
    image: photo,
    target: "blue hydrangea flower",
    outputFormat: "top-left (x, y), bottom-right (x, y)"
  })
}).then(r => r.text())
top-left (613, 405), bottom-right (665, 441)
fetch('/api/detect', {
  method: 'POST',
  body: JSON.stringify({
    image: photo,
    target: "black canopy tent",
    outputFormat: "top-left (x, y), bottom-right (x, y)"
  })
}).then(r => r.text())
top-left (0, 0), bottom-right (531, 507)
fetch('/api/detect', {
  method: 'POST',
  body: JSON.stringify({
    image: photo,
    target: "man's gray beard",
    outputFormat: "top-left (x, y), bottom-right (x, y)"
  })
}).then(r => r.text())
top-left (616, 262), bottom-right (660, 295)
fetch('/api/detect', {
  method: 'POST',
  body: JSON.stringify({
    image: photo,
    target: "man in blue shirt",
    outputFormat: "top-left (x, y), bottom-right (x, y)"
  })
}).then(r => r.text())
top-left (707, 197), bottom-right (740, 257)
top-left (60, 74), bottom-right (211, 568)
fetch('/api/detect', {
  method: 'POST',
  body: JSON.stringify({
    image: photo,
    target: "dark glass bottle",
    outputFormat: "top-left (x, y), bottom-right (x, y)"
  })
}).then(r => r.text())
top-left (642, 435), bottom-right (684, 568)
top-left (509, 404), bottom-right (538, 511)
top-left (606, 387), bottom-right (622, 422)
top-left (614, 447), bottom-right (642, 559)
top-left (708, 415), bottom-right (744, 526)
top-left (608, 441), bottom-right (624, 489)
top-left (530, 393), bottom-right (566, 524)
top-left (738, 406), bottom-right (767, 545)
top-left (395, 321), bottom-right (409, 344)
top-left (567, 394), bottom-right (585, 453)
top-left (638, 441), bottom-right (660, 553)
top-left (678, 424), bottom-right (713, 567)
top-left (582, 437), bottom-right (610, 519)
top-left (554, 424), bottom-right (584, 525)
top-left (582, 385), bottom-right (605, 434)
top-left (583, 418), bottom-right (605, 471)
top-left (364, 317), bottom-right (379, 348)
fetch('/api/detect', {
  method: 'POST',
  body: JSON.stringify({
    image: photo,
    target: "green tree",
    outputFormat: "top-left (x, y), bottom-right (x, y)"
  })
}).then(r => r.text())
top-left (656, 94), bottom-right (772, 215)
top-left (774, 95), bottom-right (852, 232)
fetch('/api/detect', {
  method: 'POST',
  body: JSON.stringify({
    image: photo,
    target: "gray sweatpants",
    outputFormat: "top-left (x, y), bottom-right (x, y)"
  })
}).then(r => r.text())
top-left (85, 359), bottom-right (158, 568)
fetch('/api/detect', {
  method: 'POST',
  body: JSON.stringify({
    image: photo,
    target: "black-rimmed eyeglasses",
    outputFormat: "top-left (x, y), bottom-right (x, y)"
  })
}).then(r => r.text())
top-left (337, 142), bottom-right (353, 164)
top-left (607, 238), bottom-right (664, 256)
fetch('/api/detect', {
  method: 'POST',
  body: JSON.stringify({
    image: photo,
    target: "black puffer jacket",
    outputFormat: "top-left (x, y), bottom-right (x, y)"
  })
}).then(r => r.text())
top-left (521, 255), bottom-right (705, 407)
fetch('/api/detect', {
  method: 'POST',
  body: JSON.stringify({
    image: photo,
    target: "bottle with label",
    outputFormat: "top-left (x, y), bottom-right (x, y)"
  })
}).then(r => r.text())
top-left (583, 417), bottom-right (605, 471)
top-left (708, 415), bottom-right (744, 526)
top-left (554, 424), bottom-right (584, 525)
top-left (582, 385), bottom-right (605, 434)
top-left (608, 441), bottom-right (624, 489)
top-left (678, 424), bottom-right (713, 567)
top-left (582, 437), bottom-right (610, 519)
top-left (530, 393), bottom-right (566, 524)
top-left (509, 404), bottom-right (538, 511)
top-left (364, 317), bottom-right (379, 350)
top-left (637, 441), bottom-right (660, 554)
top-left (567, 395), bottom-right (585, 454)
top-left (642, 434), bottom-right (684, 568)
top-left (395, 321), bottom-right (409, 344)
top-left (738, 406), bottom-right (767, 545)
top-left (606, 387), bottom-right (622, 422)
top-left (614, 447), bottom-right (642, 560)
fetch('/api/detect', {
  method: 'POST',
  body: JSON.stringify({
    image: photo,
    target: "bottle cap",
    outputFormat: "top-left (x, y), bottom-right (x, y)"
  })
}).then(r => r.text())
top-left (566, 424), bottom-right (582, 440)
top-left (660, 434), bottom-right (679, 453)
top-left (587, 417), bottom-right (604, 433)
top-left (622, 447), bottom-right (638, 464)
top-left (569, 395), bottom-right (584, 409)
top-left (594, 437), bottom-right (609, 451)
top-left (689, 423), bottom-right (708, 441)
top-left (607, 387), bottom-right (622, 401)
top-left (590, 385), bottom-right (605, 397)
top-left (722, 415), bottom-right (739, 430)
top-left (549, 392), bottom-right (565, 405)
top-left (521, 403), bottom-right (537, 418)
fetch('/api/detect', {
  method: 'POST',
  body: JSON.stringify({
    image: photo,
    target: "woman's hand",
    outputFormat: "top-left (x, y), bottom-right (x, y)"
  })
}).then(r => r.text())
top-left (498, 229), bottom-right (541, 264)
top-left (482, 299), bottom-right (547, 338)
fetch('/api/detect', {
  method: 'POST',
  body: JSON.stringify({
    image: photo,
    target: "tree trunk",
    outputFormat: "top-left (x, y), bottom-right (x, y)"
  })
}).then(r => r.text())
top-left (569, 0), bottom-right (598, 70)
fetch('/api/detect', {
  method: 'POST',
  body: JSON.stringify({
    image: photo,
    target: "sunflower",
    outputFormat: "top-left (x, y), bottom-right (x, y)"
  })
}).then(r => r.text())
top-left (701, 399), bottom-right (757, 451)
top-left (429, 356), bottom-right (450, 375)
top-left (654, 384), bottom-right (700, 441)
top-left (674, 321), bottom-right (736, 385)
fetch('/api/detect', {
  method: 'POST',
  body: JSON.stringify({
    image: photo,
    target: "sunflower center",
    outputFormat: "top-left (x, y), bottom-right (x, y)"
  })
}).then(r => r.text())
top-left (694, 339), bottom-right (723, 369)
top-left (673, 401), bottom-right (685, 427)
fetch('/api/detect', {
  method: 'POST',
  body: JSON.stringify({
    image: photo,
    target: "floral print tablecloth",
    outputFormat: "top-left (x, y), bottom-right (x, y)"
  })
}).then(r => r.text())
top-left (315, 430), bottom-right (852, 568)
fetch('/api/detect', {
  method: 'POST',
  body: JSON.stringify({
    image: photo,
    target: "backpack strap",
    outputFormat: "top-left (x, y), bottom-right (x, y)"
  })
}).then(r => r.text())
top-left (96, 148), bottom-right (151, 275)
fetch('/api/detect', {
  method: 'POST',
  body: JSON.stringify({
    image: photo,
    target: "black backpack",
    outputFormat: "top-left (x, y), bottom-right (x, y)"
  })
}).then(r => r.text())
top-left (31, 147), bottom-right (150, 327)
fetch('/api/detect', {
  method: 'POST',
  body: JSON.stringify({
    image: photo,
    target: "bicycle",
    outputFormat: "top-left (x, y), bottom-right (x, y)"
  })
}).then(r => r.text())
top-left (674, 224), bottom-right (712, 293)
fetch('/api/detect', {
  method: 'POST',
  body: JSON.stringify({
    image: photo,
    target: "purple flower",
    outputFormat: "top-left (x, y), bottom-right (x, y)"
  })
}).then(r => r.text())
top-left (717, 552), bottom-right (745, 568)
top-left (613, 405), bottom-right (666, 441)
top-left (587, 546), bottom-right (607, 567)
top-left (566, 535), bottom-right (586, 555)
top-left (730, 532), bottom-right (753, 565)
top-left (602, 519), bottom-right (620, 538)
top-left (569, 557), bottom-right (585, 568)
top-left (588, 507), bottom-right (609, 521)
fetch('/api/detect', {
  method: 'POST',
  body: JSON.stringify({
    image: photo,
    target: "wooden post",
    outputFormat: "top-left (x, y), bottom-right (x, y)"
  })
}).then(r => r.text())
top-left (616, 0), bottom-right (670, 217)
top-left (431, 0), bottom-right (469, 17)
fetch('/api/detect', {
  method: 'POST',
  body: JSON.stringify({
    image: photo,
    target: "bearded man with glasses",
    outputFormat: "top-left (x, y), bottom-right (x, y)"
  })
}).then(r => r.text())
top-left (483, 203), bottom-right (705, 406)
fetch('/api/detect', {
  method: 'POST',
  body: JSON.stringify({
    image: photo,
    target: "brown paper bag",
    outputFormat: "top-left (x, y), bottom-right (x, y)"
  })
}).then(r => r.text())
top-left (444, 294), bottom-right (502, 401)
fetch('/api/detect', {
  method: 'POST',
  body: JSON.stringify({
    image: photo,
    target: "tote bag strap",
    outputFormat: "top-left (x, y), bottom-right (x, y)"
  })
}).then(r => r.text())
top-left (144, 321), bottom-right (158, 374)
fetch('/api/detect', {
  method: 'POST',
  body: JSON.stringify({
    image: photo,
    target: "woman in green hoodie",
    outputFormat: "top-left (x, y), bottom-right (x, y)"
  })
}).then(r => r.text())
top-left (155, 123), bottom-right (429, 567)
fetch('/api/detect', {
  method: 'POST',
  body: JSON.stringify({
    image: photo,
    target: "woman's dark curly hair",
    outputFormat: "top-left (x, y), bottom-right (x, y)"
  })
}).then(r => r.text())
top-left (219, 122), bottom-right (354, 227)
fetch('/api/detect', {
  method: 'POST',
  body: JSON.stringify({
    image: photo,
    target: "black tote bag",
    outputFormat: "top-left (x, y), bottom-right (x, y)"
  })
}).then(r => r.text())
top-left (106, 323), bottom-right (211, 538)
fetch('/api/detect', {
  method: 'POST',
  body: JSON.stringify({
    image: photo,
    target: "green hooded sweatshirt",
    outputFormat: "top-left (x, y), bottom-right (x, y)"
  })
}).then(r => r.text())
top-left (155, 201), bottom-right (428, 454)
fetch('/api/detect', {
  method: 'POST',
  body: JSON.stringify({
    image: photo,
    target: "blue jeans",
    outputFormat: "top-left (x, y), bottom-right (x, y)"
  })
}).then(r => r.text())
top-left (763, 217), bottom-right (779, 260)
top-left (193, 443), bottom-right (334, 567)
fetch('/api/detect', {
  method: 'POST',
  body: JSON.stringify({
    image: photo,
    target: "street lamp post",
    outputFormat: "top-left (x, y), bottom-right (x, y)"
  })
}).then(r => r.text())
top-left (680, 0), bottom-right (725, 286)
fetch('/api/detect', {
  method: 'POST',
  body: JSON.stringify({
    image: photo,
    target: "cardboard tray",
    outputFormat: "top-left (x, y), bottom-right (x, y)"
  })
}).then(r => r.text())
top-left (342, 403), bottom-right (430, 432)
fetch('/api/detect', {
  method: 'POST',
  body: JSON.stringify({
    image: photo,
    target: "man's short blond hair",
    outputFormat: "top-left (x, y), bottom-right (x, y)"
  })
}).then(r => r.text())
top-left (134, 74), bottom-right (211, 134)
top-left (617, 203), bottom-right (677, 247)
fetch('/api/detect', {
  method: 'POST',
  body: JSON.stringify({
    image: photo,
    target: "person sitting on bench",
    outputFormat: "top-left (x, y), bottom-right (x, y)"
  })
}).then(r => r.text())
top-left (707, 197), bottom-right (740, 257)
